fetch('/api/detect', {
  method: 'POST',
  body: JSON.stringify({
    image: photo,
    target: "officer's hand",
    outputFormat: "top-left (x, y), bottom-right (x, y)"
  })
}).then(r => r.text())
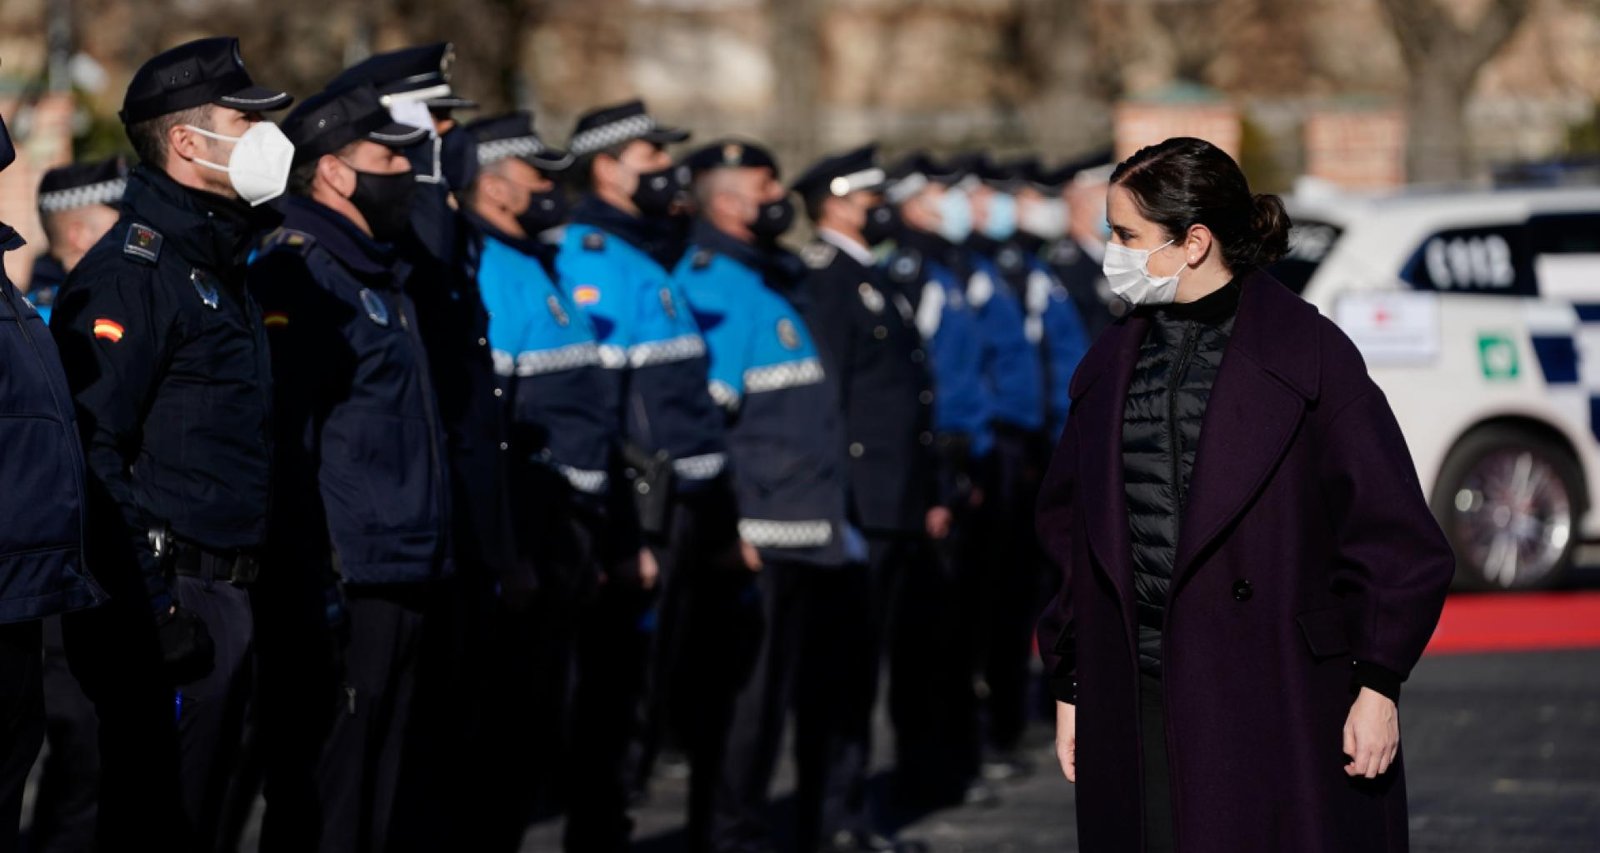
top-left (1343, 687), bottom-right (1399, 779)
top-left (1055, 701), bottom-right (1076, 783)
top-left (156, 605), bottom-right (216, 685)
top-left (739, 539), bottom-right (762, 572)
top-left (925, 507), bottom-right (953, 540)
top-left (637, 547), bottom-right (660, 590)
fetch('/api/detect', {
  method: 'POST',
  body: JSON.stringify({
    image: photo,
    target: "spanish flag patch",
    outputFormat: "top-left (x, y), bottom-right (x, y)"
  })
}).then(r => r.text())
top-left (573, 285), bottom-right (601, 306)
top-left (92, 318), bottom-right (124, 343)
top-left (263, 311), bottom-right (289, 328)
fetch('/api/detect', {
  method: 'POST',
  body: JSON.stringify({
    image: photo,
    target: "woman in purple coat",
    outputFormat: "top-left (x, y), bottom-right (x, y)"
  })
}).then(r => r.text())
top-left (1035, 137), bottom-right (1454, 853)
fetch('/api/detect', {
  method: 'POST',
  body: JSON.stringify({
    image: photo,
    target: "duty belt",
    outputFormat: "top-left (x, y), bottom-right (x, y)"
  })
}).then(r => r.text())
top-left (155, 530), bottom-right (261, 585)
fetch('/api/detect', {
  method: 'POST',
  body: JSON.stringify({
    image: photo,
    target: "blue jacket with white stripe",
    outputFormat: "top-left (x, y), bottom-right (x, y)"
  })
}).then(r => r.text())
top-left (473, 217), bottom-right (614, 496)
top-left (674, 221), bottom-right (857, 567)
top-left (557, 198), bottom-right (728, 489)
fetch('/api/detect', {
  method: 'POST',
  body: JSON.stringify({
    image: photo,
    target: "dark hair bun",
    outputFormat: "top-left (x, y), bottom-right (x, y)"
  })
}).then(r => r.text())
top-left (1230, 193), bottom-right (1291, 269)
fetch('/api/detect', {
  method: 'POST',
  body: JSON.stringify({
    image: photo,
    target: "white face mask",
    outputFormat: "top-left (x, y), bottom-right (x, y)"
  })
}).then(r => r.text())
top-left (1102, 238), bottom-right (1187, 309)
top-left (184, 122), bottom-right (295, 206)
top-left (1019, 198), bottom-right (1068, 240)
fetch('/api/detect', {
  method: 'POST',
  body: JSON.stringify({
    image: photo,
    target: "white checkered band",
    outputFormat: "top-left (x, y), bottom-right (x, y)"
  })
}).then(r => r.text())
top-left (478, 136), bottom-right (546, 165)
top-left (558, 464), bottom-right (609, 495)
top-left (708, 379), bottom-right (740, 411)
top-left (673, 452), bottom-right (727, 481)
top-left (568, 115), bottom-right (657, 156)
top-left (744, 357), bottom-right (824, 395)
top-left (597, 344), bottom-right (628, 369)
top-left (492, 350), bottom-right (516, 377)
top-left (38, 179), bottom-right (126, 213)
top-left (627, 334), bottom-right (706, 369)
top-left (738, 519), bottom-right (833, 549)
top-left (515, 341), bottom-right (602, 376)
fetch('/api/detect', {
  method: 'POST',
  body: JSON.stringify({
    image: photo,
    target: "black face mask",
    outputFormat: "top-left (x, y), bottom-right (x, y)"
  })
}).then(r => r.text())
top-left (516, 188), bottom-right (570, 237)
top-left (862, 203), bottom-right (897, 247)
top-left (0, 115), bottom-right (14, 173)
top-left (751, 197), bottom-right (795, 240)
top-left (348, 169), bottom-right (417, 244)
top-left (632, 165), bottom-right (684, 218)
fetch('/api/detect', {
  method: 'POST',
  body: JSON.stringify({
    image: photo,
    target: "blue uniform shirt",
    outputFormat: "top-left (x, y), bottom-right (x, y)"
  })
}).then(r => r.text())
top-left (1020, 248), bottom-right (1090, 439)
top-left (965, 249), bottom-right (1044, 433)
top-left (674, 221), bottom-right (858, 566)
top-left (557, 197), bottom-right (727, 487)
top-left (475, 219), bottom-right (614, 494)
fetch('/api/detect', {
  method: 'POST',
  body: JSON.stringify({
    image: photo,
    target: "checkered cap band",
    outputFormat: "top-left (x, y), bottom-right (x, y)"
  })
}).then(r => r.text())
top-left (569, 115), bottom-right (657, 156)
top-left (38, 179), bottom-right (126, 213)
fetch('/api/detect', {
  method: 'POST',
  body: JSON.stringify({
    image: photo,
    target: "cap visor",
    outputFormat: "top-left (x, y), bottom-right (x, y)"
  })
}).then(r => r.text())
top-left (367, 121), bottom-right (431, 149)
top-left (642, 126), bottom-right (691, 145)
top-left (215, 86), bottom-right (294, 113)
top-left (525, 147), bottom-right (576, 173)
top-left (425, 97), bottom-right (478, 110)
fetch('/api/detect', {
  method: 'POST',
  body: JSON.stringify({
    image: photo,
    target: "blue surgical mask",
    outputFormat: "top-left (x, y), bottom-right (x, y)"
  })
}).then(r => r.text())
top-left (981, 193), bottom-right (1017, 241)
top-left (936, 189), bottom-right (973, 244)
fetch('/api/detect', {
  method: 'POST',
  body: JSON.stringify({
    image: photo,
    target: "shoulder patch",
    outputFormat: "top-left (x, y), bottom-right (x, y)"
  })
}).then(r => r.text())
top-left (583, 231), bottom-right (606, 252)
top-left (92, 318), bottom-right (125, 343)
top-left (777, 317), bottom-right (802, 350)
top-left (123, 223), bottom-right (163, 264)
top-left (887, 250), bottom-right (922, 285)
top-left (801, 242), bottom-right (837, 270)
top-left (691, 249), bottom-right (714, 271)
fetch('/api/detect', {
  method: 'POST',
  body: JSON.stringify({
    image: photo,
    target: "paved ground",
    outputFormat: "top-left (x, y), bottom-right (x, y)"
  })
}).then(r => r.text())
top-left (522, 647), bottom-right (1600, 852)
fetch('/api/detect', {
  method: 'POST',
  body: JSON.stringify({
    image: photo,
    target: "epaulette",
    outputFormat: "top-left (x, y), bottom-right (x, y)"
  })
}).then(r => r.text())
top-left (800, 241), bottom-right (837, 270)
top-left (258, 228), bottom-right (317, 259)
top-left (886, 249), bottom-right (923, 285)
top-left (121, 223), bottom-right (163, 265)
top-left (690, 249), bottom-right (714, 271)
top-left (582, 230), bottom-right (606, 252)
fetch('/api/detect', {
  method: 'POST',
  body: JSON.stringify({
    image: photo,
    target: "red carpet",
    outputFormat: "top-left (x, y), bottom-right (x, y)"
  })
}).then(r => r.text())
top-left (1425, 592), bottom-right (1600, 655)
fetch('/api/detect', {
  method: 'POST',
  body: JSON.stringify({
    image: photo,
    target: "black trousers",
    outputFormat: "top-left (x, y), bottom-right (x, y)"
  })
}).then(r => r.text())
top-left (1139, 672), bottom-right (1175, 853)
top-left (711, 561), bottom-right (871, 853)
top-left (30, 615), bottom-right (99, 853)
top-left (172, 571), bottom-right (255, 851)
top-left (640, 486), bottom-right (748, 853)
top-left (0, 620), bottom-right (44, 853)
top-left (63, 527), bottom-right (189, 851)
top-left (968, 428), bottom-right (1044, 758)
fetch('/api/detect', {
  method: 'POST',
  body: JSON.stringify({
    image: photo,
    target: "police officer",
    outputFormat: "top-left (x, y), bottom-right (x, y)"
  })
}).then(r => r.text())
top-left (247, 82), bottom-right (450, 853)
top-left (29, 158), bottom-right (127, 325)
top-left (671, 140), bottom-right (868, 853)
top-left (446, 112), bottom-right (642, 852)
top-left (879, 153), bottom-right (993, 807)
top-left (1043, 155), bottom-right (1117, 340)
top-left (329, 42), bottom-right (477, 265)
top-left (790, 144), bottom-right (932, 850)
top-left (50, 36), bottom-right (291, 848)
top-left (558, 99), bottom-right (743, 851)
top-left (0, 109), bottom-right (106, 853)
top-left (26, 156), bottom-right (126, 853)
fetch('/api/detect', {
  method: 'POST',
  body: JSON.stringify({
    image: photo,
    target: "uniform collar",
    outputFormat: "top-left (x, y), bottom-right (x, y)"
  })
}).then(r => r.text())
top-left (122, 166), bottom-right (276, 271)
top-left (465, 210), bottom-right (557, 278)
top-left (817, 228), bottom-right (874, 268)
top-left (690, 217), bottom-right (765, 271)
top-left (0, 223), bottom-right (23, 253)
top-left (279, 196), bottom-right (404, 282)
top-left (897, 227), bottom-right (961, 272)
top-left (571, 194), bottom-right (683, 269)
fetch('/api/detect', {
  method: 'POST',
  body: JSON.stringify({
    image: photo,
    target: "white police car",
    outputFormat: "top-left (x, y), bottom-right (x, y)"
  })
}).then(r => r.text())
top-left (1273, 185), bottom-right (1600, 589)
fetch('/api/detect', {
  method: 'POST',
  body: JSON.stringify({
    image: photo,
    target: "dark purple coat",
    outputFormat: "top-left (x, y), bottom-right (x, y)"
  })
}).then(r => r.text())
top-left (1036, 271), bottom-right (1454, 852)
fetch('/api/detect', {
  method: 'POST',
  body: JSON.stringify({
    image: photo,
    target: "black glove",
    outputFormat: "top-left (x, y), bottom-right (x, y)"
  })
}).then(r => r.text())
top-left (155, 605), bottom-right (215, 685)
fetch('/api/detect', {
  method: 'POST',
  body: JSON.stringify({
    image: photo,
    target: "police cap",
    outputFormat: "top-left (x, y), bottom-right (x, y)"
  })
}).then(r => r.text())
top-left (283, 83), bottom-right (429, 167)
top-left (567, 100), bottom-right (689, 157)
top-left (791, 144), bottom-right (886, 199)
top-left (119, 37), bottom-right (292, 125)
top-left (328, 43), bottom-right (476, 110)
top-left (38, 158), bottom-right (128, 214)
top-left (467, 111), bottom-right (574, 174)
top-left (681, 140), bottom-right (780, 178)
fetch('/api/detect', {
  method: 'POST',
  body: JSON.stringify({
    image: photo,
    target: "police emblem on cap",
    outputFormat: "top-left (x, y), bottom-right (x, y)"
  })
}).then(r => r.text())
top-left (659, 287), bottom-right (677, 319)
top-left (858, 282), bottom-right (885, 315)
top-left (723, 143), bottom-right (742, 166)
top-left (547, 294), bottom-right (570, 327)
top-left (777, 318), bottom-right (801, 350)
top-left (360, 288), bottom-right (390, 327)
top-left (190, 269), bottom-right (219, 310)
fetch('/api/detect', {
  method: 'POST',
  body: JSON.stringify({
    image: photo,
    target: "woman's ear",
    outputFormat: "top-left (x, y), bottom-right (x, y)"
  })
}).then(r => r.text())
top-left (1185, 223), bottom-right (1215, 266)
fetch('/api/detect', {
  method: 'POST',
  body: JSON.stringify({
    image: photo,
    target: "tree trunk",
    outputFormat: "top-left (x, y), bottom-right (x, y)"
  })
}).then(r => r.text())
top-left (1406, 67), bottom-right (1475, 184)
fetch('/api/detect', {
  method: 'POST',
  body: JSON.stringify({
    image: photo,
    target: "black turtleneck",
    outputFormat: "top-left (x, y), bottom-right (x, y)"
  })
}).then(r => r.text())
top-left (1153, 278), bottom-right (1242, 325)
